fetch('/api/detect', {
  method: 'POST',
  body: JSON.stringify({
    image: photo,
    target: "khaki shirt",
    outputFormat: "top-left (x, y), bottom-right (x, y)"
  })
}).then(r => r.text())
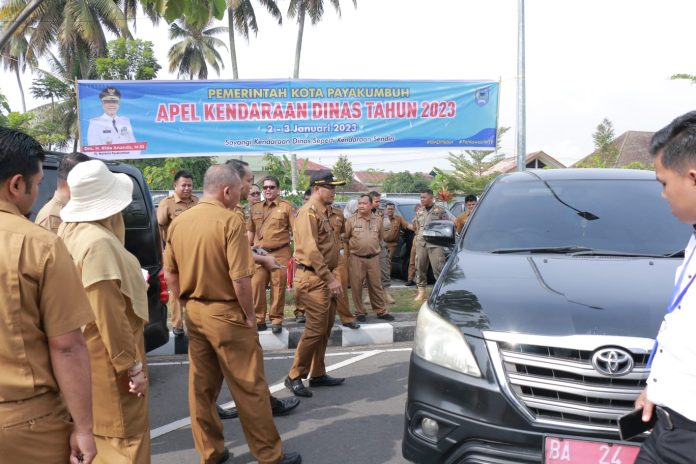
top-left (293, 197), bottom-right (338, 284)
top-left (345, 213), bottom-right (383, 257)
top-left (34, 190), bottom-right (68, 234)
top-left (454, 211), bottom-right (471, 233)
top-left (0, 200), bottom-right (93, 402)
top-left (414, 204), bottom-right (449, 246)
top-left (157, 193), bottom-right (199, 243)
top-left (329, 206), bottom-right (346, 250)
top-left (383, 215), bottom-right (411, 244)
top-left (164, 199), bottom-right (255, 305)
top-left (247, 198), bottom-right (295, 250)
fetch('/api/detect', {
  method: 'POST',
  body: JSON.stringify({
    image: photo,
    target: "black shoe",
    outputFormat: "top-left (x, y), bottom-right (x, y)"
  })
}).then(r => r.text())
top-left (173, 327), bottom-right (185, 336)
top-left (271, 396), bottom-right (301, 416)
top-left (217, 405), bottom-right (238, 420)
top-left (284, 376), bottom-right (312, 397)
top-left (257, 323), bottom-right (267, 331)
top-left (279, 452), bottom-right (302, 464)
top-left (342, 321), bottom-right (360, 329)
top-left (356, 314), bottom-right (366, 322)
top-left (216, 448), bottom-right (231, 463)
top-left (271, 323), bottom-right (283, 334)
top-left (377, 313), bottom-right (395, 321)
top-left (309, 374), bottom-right (345, 387)
top-left (405, 280), bottom-right (416, 287)
top-left (296, 315), bottom-right (306, 323)
top-left (174, 332), bottom-right (188, 354)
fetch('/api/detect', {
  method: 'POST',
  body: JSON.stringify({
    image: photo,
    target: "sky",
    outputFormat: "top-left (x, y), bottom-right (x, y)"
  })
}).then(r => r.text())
top-left (2, 0), bottom-right (696, 172)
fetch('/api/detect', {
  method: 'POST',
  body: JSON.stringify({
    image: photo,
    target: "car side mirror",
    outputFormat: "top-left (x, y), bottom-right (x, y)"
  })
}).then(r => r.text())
top-left (423, 220), bottom-right (455, 246)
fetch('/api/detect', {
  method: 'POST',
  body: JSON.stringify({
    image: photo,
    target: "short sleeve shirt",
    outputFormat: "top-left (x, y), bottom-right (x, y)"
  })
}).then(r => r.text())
top-left (247, 199), bottom-right (295, 250)
top-left (0, 200), bottom-right (94, 401)
top-left (345, 214), bottom-right (383, 257)
top-left (383, 215), bottom-right (410, 244)
top-left (164, 199), bottom-right (254, 303)
top-left (34, 191), bottom-right (68, 234)
top-left (157, 194), bottom-right (199, 242)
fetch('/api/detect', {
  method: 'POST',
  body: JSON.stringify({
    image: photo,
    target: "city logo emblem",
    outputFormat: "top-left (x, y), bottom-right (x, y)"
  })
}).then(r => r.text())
top-left (475, 87), bottom-right (490, 106)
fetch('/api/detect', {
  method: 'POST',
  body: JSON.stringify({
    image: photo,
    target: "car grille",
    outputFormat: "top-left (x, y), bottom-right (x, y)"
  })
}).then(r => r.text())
top-left (483, 331), bottom-right (653, 432)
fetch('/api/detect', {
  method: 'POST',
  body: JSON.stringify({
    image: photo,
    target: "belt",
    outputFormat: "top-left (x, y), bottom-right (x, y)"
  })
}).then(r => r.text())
top-left (656, 406), bottom-right (696, 431)
top-left (353, 252), bottom-right (379, 259)
top-left (264, 244), bottom-right (289, 253)
top-left (296, 263), bottom-right (316, 272)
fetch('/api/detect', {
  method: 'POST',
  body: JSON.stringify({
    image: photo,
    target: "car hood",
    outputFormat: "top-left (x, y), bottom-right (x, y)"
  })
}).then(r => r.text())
top-left (432, 251), bottom-right (679, 338)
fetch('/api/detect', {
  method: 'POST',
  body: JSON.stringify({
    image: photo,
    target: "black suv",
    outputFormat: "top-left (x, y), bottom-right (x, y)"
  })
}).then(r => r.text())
top-left (403, 169), bottom-right (690, 463)
top-left (32, 153), bottom-right (170, 352)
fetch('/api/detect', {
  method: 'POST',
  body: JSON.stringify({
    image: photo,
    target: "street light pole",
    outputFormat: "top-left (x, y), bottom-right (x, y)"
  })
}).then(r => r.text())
top-left (516, 0), bottom-right (527, 172)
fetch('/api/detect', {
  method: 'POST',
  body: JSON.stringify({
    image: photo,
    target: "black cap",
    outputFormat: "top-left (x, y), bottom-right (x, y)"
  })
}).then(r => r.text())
top-left (99, 87), bottom-right (121, 102)
top-left (310, 170), bottom-right (346, 187)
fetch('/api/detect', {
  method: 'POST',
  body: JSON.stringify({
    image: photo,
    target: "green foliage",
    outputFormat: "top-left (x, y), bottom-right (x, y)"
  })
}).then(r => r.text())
top-left (622, 161), bottom-right (653, 171)
top-left (429, 170), bottom-right (460, 193)
top-left (332, 155), bottom-right (353, 183)
top-left (262, 153), bottom-right (309, 192)
top-left (576, 118), bottom-right (619, 168)
top-left (95, 38), bottom-right (161, 80)
top-left (168, 19), bottom-right (228, 79)
top-left (134, 157), bottom-right (214, 189)
top-left (148, 0), bottom-right (226, 26)
top-left (382, 171), bottom-right (430, 193)
top-left (671, 73), bottom-right (696, 84)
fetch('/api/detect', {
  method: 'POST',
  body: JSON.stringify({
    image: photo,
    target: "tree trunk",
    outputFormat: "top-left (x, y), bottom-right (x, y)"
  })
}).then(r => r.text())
top-left (14, 65), bottom-right (26, 113)
top-left (291, 153), bottom-right (298, 192)
top-left (227, 7), bottom-right (239, 79)
top-left (292, 6), bottom-right (305, 79)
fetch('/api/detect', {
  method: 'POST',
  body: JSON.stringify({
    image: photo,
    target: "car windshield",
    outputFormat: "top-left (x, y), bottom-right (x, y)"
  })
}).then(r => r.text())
top-left (395, 203), bottom-right (419, 222)
top-left (463, 178), bottom-right (691, 256)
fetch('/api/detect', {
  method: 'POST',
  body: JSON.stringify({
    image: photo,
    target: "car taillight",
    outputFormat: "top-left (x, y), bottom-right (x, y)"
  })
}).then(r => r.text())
top-left (158, 270), bottom-right (169, 304)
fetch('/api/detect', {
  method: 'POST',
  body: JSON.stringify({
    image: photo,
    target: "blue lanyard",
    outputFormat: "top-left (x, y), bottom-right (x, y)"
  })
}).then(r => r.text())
top-left (647, 243), bottom-right (696, 367)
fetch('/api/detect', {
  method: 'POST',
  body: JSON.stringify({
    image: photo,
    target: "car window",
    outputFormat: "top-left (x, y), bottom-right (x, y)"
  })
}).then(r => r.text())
top-left (123, 175), bottom-right (150, 229)
top-left (31, 168), bottom-right (58, 220)
top-left (450, 202), bottom-right (465, 217)
top-left (463, 179), bottom-right (690, 256)
top-left (396, 204), bottom-right (418, 223)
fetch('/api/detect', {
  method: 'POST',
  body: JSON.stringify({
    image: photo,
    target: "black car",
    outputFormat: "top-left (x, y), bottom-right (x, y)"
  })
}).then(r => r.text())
top-left (403, 168), bottom-right (690, 463)
top-left (33, 153), bottom-right (170, 352)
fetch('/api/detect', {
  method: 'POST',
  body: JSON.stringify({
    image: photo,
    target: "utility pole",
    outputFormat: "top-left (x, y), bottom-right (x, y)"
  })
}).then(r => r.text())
top-left (516, 0), bottom-right (527, 172)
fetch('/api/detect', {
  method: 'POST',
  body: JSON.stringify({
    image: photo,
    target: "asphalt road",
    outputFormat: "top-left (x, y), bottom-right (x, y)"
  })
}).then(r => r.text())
top-left (148, 343), bottom-right (413, 463)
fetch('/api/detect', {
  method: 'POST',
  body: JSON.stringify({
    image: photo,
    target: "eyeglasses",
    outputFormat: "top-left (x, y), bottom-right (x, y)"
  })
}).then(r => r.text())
top-left (249, 192), bottom-right (261, 196)
top-left (263, 185), bottom-right (277, 190)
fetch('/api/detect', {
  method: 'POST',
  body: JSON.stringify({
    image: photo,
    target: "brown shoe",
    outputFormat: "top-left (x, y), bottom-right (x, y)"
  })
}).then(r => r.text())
top-left (414, 288), bottom-right (426, 302)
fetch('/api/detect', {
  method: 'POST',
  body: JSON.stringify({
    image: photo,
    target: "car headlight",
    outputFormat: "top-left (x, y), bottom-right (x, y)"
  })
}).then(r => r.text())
top-left (414, 302), bottom-right (481, 377)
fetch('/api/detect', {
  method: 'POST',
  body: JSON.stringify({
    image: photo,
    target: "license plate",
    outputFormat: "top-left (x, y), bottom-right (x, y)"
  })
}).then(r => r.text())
top-left (544, 436), bottom-right (641, 464)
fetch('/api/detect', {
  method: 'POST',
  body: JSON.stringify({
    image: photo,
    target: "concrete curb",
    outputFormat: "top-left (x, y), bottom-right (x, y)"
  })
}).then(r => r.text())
top-left (149, 313), bottom-right (417, 357)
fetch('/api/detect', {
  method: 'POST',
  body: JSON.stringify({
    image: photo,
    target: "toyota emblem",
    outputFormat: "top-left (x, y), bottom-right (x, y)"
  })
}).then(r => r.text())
top-left (591, 347), bottom-right (634, 376)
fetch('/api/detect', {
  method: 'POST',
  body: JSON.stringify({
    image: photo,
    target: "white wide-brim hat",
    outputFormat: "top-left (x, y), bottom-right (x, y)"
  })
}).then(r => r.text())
top-left (61, 159), bottom-right (133, 222)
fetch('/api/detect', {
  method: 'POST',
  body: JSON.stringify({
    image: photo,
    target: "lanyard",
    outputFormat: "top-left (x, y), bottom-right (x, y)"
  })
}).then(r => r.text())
top-left (647, 243), bottom-right (696, 367)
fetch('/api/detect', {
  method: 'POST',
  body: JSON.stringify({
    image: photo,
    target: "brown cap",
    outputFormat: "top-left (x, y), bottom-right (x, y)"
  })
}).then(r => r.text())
top-left (310, 170), bottom-right (346, 187)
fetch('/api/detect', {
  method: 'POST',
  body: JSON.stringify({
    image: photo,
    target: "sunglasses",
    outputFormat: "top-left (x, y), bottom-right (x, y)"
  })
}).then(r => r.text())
top-left (263, 185), bottom-right (277, 190)
top-left (249, 192), bottom-right (261, 196)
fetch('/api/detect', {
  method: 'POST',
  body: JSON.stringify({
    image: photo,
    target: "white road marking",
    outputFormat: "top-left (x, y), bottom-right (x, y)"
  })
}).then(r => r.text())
top-left (149, 348), bottom-right (410, 439)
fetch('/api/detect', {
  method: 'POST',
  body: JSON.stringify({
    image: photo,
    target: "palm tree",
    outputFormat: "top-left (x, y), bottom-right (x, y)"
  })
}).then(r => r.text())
top-left (226, 0), bottom-right (282, 79)
top-left (114, 0), bottom-right (163, 30)
top-left (0, 26), bottom-right (36, 112)
top-left (287, 0), bottom-right (356, 78)
top-left (168, 19), bottom-right (228, 80)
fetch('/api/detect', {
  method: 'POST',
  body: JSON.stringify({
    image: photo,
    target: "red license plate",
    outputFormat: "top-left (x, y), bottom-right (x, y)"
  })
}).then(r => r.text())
top-left (544, 436), bottom-right (641, 464)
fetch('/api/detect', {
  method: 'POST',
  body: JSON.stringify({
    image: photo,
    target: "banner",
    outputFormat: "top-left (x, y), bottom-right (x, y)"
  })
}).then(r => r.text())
top-left (77, 79), bottom-right (499, 159)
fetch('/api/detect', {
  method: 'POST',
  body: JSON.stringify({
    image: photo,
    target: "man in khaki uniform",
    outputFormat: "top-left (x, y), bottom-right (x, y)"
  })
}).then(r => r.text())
top-left (285, 171), bottom-right (347, 398)
top-left (368, 191), bottom-right (394, 303)
top-left (329, 200), bottom-right (360, 329)
top-left (413, 189), bottom-right (450, 301)
top-left (60, 160), bottom-right (151, 464)
top-left (243, 184), bottom-right (261, 222)
top-left (247, 176), bottom-right (295, 333)
top-left (454, 194), bottom-right (477, 233)
top-left (165, 164), bottom-right (301, 464)
top-left (158, 170), bottom-right (198, 341)
top-left (35, 152), bottom-right (90, 233)
top-left (345, 194), bottom-right (395, 322)
top-left (405, 204), bottom-right (422, 286)
top-left (294, 189), bottom-right (313, 323)
top-left (0, 128), bottom-right (96, 463)
top-left (383, 201), bottom-right (415, 290)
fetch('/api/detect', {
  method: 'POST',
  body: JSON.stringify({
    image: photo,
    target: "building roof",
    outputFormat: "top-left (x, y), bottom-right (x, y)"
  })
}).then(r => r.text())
top-left (298, 159), bottom-right (330, 172)
top-left (354, 170), bottom-right (390, 186)
top-left (487, 150), bottom-right (566, 174)
top-left (572, 131), bottom-right (654, 168)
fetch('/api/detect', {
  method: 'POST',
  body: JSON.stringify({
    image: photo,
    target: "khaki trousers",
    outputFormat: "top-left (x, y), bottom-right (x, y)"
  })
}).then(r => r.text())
top-left (186, 300), bottom-right (282, 464)
top-left (334, 253), bottom-right (355, 324)
top-left (253, 246), bottom-right (291, 325)
top-left (379, 244), bottom-right (391, 288)
top-left (415, 243), bottom-right (446, 288)
top-left (289, 268), bottom-right (337, 380)
top-left (408, 241), bottom-right (417, 282)
top-left (349, 254), bottom-right (387, 316)
top-left (170, 295), bottom-right (185, 331)
top-left (94, 432), bottom-right (151, 464)
top-left (0, 392), bottom-right (71, 463)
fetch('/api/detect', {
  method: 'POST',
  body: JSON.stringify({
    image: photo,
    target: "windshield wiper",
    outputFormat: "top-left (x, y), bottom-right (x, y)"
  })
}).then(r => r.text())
top-left (570, 249), bottom-right (677, 258)
top-left (490, 246), bottom-right (594, 254)
top-left (663, 249), bottom-right (685, 258)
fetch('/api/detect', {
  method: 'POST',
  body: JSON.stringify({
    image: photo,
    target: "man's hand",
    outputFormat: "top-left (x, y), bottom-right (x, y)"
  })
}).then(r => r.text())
top-left (257, 254), bottom-right (282, 272)
top-left (328, 279), bottom-right (343, 298)
top-left (634, 388), bottom-right (655, 422)
top-left (70, 430), bottom-right (96, 464)
top-left (128, 370), bottom-right (148, 398)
